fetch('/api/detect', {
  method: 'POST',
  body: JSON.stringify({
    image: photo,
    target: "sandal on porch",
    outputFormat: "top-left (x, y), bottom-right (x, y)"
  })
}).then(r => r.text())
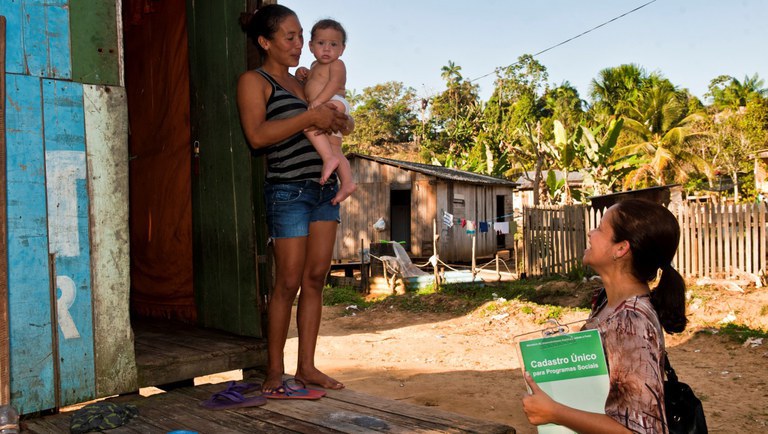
top-left (200, 390), bottom-right (267, 410)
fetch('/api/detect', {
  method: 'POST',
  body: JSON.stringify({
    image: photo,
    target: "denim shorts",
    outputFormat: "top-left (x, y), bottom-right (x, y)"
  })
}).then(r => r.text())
top-left (264, 180), bottom-right (340, 239)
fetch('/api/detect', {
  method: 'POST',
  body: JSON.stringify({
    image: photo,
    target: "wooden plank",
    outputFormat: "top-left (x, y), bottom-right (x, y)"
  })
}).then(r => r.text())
top-left (736, 205), bottom-right (742, 273)
top-left (188, 0), bottom-right (264, 336)
top-left (69, 0), bottom-right (120, 85)
top-left (677, 203), bottom-right (694, 277)
top-left (17, 0), bottom-right (72, 78)
top-left (83, 84), bottom-right (137, 397)
top-left (0, 15), bottom-right (9, 406)
top-left (26, 378), bottom-right (515, 433)
top-left (42, 79), bottom-right (96, 406)
top-left (0, 0), bottom-right (24, 74)
top-left (718, 204), bottom-right (724, 276)
top-left (749, 204), bottom-right (756, 275)
top-left (132, 319), bottom-right (266, 387)
top-left (697, 205), bottom-right (704, 277)
top-left (706, 204), bottom-right (713, 276)
top-left (761, 203), bottom-right (767, 276)
top-left (5, 73), bottom-right (56, 414)
top-left (177, 383), bottom-right (339, 433)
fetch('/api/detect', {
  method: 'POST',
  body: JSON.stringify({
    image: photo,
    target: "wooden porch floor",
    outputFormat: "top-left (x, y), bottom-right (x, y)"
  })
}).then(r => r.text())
top-left (23, 379), bottom-right (515, 433)
top-left (132, 317), bottom-right (267, 388)
top-left (23, 318), bottom-right (514, 432)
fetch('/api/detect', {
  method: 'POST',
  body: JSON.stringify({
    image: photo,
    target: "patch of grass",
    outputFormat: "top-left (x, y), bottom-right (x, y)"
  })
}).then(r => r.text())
top-left (323, 285), bottom-right (368, 308)
top-left (357, 277), bottom-right (595, 316)
top-left (714, 323), bottom-right (768, 344)
top-left (545, 305), bottom-right (564, 320)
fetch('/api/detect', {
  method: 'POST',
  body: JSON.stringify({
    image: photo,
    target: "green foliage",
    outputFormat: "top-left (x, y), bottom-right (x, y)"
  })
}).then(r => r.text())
top-left (589, 63), bottom-right (646, 119)
top-left (545, 305), bottom-right (564, 320)
top-left (422, 61), bottom-right (483, 162)
top-left (323, 285), bottom-right (369, 308)
top-left (714, 323), bottom-right (768, 344)
top-left (578, 118), bottom-right (639, 195)
top-left (346, 81), bottom-right (419, 147)
top-left (706, 73), bottom-right (767, 109)
top-left (336, 58), bottom-right (767, 203)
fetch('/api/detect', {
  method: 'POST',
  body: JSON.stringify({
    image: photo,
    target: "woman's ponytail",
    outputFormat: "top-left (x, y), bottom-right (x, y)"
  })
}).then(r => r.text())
top-left (651, 264), bottom-right (687, 333)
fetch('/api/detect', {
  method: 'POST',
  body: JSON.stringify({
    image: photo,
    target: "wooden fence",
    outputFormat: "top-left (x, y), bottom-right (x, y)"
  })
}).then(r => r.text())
top-left (522, 205), bottom-right (588, 277)
top-left (523, 202), bottom-right (768, 279)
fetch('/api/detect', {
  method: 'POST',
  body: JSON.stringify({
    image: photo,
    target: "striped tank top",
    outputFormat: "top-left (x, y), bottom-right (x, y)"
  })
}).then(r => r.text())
top-left (255, 68), bottom-right (335, 184)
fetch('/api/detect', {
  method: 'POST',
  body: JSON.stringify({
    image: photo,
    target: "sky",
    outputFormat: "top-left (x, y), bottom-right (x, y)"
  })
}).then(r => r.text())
top-left (279, 0), bottom-right (768, 104)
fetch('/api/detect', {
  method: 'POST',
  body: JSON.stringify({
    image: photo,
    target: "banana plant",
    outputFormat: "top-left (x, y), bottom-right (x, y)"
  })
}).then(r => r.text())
top-left (540, 120), bottom-right (581, 204)
top-left (578, 118), bottom-right (642, 196)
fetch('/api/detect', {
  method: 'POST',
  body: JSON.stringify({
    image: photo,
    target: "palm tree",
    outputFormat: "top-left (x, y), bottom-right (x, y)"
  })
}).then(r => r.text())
top-left (440, 61), bottom-right (463, 86)
top-left (589, 64), bottom-right (645, 119)
top-left (618, 81), bottom-right (711, 187)
top-left (707, 73), bottom-right (767, 109)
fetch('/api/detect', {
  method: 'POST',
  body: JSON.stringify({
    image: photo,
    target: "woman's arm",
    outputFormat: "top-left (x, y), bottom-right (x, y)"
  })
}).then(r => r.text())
top-left (522, 373), bottom-right (631, 434)
top-left (236, 71), bottom-right (347, 149)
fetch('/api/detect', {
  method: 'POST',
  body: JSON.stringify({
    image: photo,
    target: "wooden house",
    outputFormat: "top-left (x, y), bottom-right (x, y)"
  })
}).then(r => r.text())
top-left (0, 0), bottom-right (274, 415)
top-left (337, 154), bottom-right (518, 263)
top-left (754, 149), bottom-right (768, 197)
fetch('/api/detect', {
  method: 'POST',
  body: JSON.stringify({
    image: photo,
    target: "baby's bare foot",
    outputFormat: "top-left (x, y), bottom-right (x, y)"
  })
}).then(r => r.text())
top-left (331, 182), bottom-right (357, 205)
top-left (320, 156), bottom-right (341, 185)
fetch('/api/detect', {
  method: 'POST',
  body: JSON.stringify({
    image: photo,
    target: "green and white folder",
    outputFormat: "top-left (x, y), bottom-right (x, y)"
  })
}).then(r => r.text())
top-left (517, 323), bottom-right (610, 434)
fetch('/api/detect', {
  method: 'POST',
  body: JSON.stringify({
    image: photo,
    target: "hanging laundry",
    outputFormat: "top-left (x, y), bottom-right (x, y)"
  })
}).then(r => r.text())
top-left (493, 221), bottom-right (510, 234)
top-left (461, 219), bottom-right (467, 227)
top-left (466, 220), bottom-right (476, 234)
top-left (443, 211), bottom-right (454, 228)
top-left (479, 221), bottom-right (489, 233)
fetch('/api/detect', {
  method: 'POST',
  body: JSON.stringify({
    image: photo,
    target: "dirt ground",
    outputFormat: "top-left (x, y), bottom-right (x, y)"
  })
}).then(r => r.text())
top-left (281, 279), bottom-right (768, 433)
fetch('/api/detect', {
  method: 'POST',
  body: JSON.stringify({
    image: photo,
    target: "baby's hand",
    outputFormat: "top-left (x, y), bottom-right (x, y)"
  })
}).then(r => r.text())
top-left (295, 67), bottom-right (310, 83)
top-left (309, 101), bottom-right (323, 109)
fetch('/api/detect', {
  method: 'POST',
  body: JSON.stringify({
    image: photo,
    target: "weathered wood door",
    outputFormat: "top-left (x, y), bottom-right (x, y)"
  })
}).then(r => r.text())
top-left (187, 0), bottom-right (268, 337)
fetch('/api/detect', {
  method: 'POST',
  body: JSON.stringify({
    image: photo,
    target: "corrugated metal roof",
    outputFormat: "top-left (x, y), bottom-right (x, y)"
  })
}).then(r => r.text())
top-left (348, 153), bottom-right (518, 187)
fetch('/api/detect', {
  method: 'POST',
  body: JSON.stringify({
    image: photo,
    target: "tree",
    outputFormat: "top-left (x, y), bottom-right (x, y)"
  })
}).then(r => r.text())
top-left (589, 64), bottom-right (645, 119)
top-left (618, 78), bottom-right (711, 188)
top-left (706, 73), bottom-right (768, 110)
top-left (346, 81), bottom-right (419, 148)
top-left (423, 61), bottom-right (482, 165)
top-left (698, 98), bottom-right (768, 202)
top-left (542, 82), bottom-right (586, 133)
top-left (578, 119), bottom-right (639, 196)
top-left (540, 120), bottom-right (580, 204)
top-left (482, 55), bottom-right (550, 182)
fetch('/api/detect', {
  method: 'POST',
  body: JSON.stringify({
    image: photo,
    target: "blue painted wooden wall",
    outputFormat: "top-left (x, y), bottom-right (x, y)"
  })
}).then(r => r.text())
top-left (5, 74), bottom-right (57, 414)
top-left (2, 0), bottom-right (98, 413)
top-left (42, 80), bottom-right (96, 406)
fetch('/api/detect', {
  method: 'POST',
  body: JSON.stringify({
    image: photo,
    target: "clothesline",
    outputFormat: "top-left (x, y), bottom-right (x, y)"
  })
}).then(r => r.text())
top-left (442, 210), bottom-right (513, 235)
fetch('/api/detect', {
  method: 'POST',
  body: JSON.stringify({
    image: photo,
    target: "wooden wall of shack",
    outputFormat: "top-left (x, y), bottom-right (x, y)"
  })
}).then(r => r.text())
top-left (1, 0), bottom-right (136, 414)
top-left (337, 157), bottom-right (514, 263)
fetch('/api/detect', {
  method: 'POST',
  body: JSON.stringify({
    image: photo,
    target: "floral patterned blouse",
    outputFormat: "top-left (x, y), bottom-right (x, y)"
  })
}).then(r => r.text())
top-left (583, 290), bottom-right (667, 433)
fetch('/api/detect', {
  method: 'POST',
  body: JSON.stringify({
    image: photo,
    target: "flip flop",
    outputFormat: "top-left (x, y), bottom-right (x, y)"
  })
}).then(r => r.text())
top-left (200, 390), bottom-right (267, 410)
top-left (222, 380), bottom-right (261, 395)
top-left (263, 378), bottom-right (326, 400)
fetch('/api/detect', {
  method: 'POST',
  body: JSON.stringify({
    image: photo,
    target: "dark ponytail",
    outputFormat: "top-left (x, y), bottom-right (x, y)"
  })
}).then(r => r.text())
top-left (611, 199), bottom-right (688, 334)
top-left (651, 264), bottom-right (687, 333)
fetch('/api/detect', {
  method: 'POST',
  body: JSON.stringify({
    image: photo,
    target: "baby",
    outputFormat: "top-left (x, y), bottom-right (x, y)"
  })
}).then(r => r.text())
top-left (297, 19), bottom-right (356, 204)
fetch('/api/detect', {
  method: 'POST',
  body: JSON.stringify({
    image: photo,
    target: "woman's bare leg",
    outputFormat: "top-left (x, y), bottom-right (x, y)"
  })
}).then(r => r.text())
top-left (294, 219), bottom-right (344, 389)
top-left (263, 236), bottom-right (307, 393)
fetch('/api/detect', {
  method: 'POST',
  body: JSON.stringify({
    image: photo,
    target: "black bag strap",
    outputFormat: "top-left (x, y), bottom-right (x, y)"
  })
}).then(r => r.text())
top-left (664, 351), bottom-right (679, 383)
